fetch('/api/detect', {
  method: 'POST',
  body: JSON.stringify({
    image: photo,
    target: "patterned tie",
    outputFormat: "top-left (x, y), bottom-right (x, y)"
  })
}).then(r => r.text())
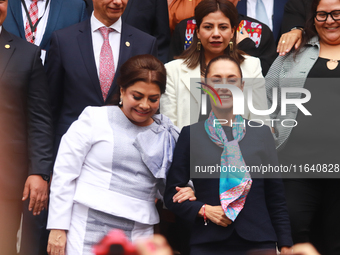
top-left (256, 0), bottom-right (270, 28)
top-left (98, 27), bottom-right (115, 101)
top-left (25, 0), bottom-right (39, 43)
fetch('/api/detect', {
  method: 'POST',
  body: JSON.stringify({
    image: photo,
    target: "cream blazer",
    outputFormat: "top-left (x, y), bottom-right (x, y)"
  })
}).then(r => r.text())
top-left (160, 55), bottom-right (270, 129)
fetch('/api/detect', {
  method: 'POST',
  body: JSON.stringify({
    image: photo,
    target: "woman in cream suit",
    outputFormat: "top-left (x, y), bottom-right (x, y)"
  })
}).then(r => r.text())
top-left (161, 0), bottom-right (270, 129)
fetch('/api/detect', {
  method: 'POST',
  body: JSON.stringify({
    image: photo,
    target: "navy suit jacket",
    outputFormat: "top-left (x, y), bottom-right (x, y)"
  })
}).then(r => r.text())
top-left (237, 0), bottom-right (288, 41)
top-left (3, 0), bottom-right (87, 52)
top-left (46, 19), bottom-right (157, 150)
top-left (0, 29), bottom-right (53, 199)
top-left (164, 121), bottom-right (293, 248)
top-left (122, 0), bottom-right (170, 63)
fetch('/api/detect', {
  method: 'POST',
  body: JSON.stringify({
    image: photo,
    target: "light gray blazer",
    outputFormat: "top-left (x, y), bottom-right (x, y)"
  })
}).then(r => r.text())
top-left (265, 36), bottom-right (320, 150)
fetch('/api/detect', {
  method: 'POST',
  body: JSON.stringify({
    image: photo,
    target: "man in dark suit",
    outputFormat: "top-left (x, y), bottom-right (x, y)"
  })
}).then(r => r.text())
top-left (3, 0), bottom-right (87, 54)
top-left (3, 2), bottom-right (87, 254)
top-left (47, 0), bottom-right (157, 151)
top-left (85, 0), bottom-right (170, 63)
top-left (236, 0), bottom-right (288, 42)
top-left (0, 1), bottom-right (53, 254)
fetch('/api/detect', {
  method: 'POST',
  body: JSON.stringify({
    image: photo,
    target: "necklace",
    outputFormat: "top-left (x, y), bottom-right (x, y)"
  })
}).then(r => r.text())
top-left (326, 59), bottom-right (339, 70)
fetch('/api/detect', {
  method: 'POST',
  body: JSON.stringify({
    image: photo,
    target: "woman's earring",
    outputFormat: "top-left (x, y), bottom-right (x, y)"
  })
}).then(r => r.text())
top-left (119, 98), bottom-right (123, 106)
top-left (229, 41), bottom-right (233, 52)
top-left (197, 40), bottom-right (201, 51)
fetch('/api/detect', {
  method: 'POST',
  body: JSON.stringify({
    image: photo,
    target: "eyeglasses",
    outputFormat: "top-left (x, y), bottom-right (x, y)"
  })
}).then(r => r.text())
top-left (315, 10), bottom-right (340, 22)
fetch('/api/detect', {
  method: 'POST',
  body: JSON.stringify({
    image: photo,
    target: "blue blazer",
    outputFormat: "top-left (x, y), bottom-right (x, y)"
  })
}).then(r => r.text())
top-left (3, 0), bottom-right (87, 52)
top-left (164, 121), bottom-right (293, 248)
top-left (46, 19), bottom-right (157, 151)
top-left (237, 0), bottom-right (288, 41)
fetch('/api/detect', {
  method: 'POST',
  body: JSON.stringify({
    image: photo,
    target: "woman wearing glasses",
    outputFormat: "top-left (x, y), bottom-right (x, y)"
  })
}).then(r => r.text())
top-left (266, 0), bottom-right (340, 254)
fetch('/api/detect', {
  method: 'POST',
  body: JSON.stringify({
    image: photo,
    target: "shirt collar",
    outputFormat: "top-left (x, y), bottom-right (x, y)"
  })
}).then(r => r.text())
top-left (26, 0), bottom-right (46, 3)
top-left (91, 14), bottom-right (122, 34)
top-left (0, 26), bottom-right (2, 35)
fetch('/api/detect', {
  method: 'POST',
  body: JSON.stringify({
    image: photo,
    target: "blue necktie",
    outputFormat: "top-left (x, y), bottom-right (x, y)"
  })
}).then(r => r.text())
top-left (256, 0), bottom-right (270, 27)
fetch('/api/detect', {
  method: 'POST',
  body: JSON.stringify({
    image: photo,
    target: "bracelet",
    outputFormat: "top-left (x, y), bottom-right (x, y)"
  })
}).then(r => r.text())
top-left (202, 204), bottom-right (208, 225)
top-left (290, 26), bottom-right (304, 31)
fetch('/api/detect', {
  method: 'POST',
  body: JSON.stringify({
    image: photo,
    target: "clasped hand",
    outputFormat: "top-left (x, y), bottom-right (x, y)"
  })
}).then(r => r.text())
top-left (172, 187), bottom-right (231, 227)
top-left (172, 186), bottom-right (196, 203)
top-left (199, 205), bottom-right (232, 227)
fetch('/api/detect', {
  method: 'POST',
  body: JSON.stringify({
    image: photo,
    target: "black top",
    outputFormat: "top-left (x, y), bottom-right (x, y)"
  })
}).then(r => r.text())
top-left (164, 120), bottom-right (293, 248)
top-left (279, 57), bottom-right (340, 169)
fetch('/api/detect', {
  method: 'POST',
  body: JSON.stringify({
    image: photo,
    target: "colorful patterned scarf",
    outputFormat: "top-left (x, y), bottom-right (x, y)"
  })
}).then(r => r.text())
top-left (204, 112), bottom-right (252, 221)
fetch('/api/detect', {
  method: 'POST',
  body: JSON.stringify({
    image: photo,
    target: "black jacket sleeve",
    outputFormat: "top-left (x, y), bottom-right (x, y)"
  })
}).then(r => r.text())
top-left (27, 46), bottom-right (54, 176)
top-left (164, 126), bottom-right (205, 224)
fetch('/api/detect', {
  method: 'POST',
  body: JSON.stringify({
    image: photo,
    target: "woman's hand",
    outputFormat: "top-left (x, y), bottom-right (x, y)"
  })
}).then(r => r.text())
top-left (47, 229), bottom-right (67, 255)
top-left (199, 205), bottom-right (232, 227)
top-left (290, 243), bottom-right (320, 255)
top-left (236, 27), bottom-right (250, 44)
top-left (277, 29), bottom-right (303, 56)
top-left (280, 246), bottom-right (292, 254)
top-left (172, 186), bottom-right (196, 203)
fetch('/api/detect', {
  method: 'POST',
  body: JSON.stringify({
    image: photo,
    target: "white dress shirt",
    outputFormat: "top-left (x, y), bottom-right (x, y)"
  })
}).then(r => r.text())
top-left (91, 14), bottom-right (121, 77)
top-left (21, 0), bottom-right (51, 46)
top-left (247, 0), bottom-right (274, 30)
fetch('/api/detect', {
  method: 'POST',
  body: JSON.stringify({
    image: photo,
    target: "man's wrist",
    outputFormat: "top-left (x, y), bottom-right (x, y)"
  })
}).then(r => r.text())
top-left (290, 26), bottom-right (304, 31)
top-left (40, 174), bottom-right (50, 182)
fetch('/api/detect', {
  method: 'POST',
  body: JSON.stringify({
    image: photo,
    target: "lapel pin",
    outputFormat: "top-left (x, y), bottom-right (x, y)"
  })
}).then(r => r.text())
top-left (5, 44), bottom-right (10, 49)
top-left (125, 41), bottom-right (130, 47)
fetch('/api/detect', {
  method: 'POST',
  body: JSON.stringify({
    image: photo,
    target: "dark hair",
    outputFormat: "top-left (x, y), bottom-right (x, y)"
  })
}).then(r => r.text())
top-left (177, 0), bottom-right (244, 75)
top-left (108, 55), bottom-right (166, 105)
top-left (114, 54), bottom-right (166, 98)
top-left (296, 0), bottom-right (326, 53)
top-left (205, 54), bottom-right (243, 79)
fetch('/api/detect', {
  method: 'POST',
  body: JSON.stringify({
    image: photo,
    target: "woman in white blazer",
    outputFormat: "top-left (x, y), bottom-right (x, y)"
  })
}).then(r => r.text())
top-left (46, 55), bottom-right (180, 255)
top-left (161, 0), bottom-right (270, 129)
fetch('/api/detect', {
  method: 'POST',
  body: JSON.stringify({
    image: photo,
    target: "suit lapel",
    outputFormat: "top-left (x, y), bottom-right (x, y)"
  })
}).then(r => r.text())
top-left (105, 22), bottom-right (133, 103)
top-left (77, 20), bottom-right (104, 103)
top-left (9, 0), bottom-right (25, 38)
top-left (181, 63), bottom-right (201, 104)
top-left (0, 29), bottom-right (15, 79)
top-left (40, 0), bottom-right (62, 50)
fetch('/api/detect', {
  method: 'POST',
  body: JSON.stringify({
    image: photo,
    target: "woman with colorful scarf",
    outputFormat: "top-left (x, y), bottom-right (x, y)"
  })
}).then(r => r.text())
top-left (164, 55), bottom-right (293, 255)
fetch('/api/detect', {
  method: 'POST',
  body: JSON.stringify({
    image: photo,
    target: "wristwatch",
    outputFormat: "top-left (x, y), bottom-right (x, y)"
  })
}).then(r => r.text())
top-left (40, 174), bottom-right (50, 182)
top-left (290, 26), bottom-right (304, 31)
